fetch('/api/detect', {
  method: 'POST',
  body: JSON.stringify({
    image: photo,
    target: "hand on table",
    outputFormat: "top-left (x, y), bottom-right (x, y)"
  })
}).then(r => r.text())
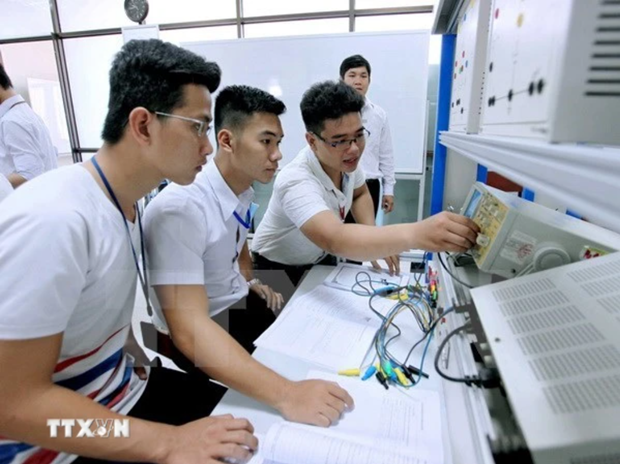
top-left (371, 255), bottom-right (401, 276)
top-left (275, 380), bottom-right (354, 427)
top-left (164, 414), bottom-right (257, 464)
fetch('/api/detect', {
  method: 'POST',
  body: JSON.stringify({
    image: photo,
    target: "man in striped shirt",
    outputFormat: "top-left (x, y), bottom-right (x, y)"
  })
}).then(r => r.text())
top-left (0, 39), bottom-right (256, 464)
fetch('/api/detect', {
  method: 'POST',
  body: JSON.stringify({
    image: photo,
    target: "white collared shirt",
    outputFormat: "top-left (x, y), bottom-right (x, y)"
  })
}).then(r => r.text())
top-left (252, 146), bottom-right (365, 266)
top-left (360, 99), bottom-right (395, 195)
top-left (144, 160), bottom-right (254, 331)
top-left (0, 95), bottom-right (58, 181)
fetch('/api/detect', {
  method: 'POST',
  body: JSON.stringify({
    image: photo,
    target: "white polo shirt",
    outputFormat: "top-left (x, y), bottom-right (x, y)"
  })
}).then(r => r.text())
top-left (359, 99), bottom-right (395, 196)
top-left (252, 146), bottom-right (365, 266)
top-left (144, 160), bottom-right (254, 332)
top-left (0, 95), bottom-right (58, 181)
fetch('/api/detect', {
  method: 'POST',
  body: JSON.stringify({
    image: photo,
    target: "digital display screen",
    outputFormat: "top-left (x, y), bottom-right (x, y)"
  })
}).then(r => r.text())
top-left (464, 190), bottom-right (482, 218)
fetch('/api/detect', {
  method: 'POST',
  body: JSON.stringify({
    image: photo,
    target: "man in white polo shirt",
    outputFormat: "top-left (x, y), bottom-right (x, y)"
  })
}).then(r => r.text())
top-left (144, 85), bottom-right (354, 428)
top-left (0, 63), bottom-right (57, 188)
top-left (252, 80), bottom-right (479, 286)
top-left (340, 54), bottom-right (395, 217)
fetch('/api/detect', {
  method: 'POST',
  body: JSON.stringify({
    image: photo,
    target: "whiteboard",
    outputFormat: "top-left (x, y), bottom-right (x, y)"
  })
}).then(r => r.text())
top-left (184, 31), bottom-right (429, 174)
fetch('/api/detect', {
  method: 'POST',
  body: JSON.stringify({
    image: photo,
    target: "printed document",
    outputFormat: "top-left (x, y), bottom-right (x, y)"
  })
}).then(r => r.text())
top-left (253, 371), bottom-right (444, 464)
top-left (254, 286), bottom-right (388, 369)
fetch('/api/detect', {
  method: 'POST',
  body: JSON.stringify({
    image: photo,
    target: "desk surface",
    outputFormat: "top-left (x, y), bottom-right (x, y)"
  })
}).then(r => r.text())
top-left (212, 265), bottom-right (481, 464)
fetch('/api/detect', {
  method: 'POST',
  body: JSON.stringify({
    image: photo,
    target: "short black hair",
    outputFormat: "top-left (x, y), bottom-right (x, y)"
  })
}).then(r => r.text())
top-left (339, 54), bottom-right (371, 79)
top-left (0, 64), bottom-right (13, 90)
top-left (214, 85), bottom-right (286, 135)
top-left (102, 39), bottom-right (221, 144)
top-left (300, 81), bottom-right (365, 135)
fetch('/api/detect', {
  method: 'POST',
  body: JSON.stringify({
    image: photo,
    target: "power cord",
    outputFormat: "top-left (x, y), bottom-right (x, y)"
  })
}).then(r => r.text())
top-left (437, 253), bottom-right (474, 289)
top-left (434, 321), bottom-right (501, 388)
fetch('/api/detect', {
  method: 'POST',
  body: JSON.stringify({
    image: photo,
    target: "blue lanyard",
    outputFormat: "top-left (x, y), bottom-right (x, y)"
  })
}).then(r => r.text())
top-left (233, 209), bottom-right (252, 230)
top-left (91, 156), bottom-right (152, 316)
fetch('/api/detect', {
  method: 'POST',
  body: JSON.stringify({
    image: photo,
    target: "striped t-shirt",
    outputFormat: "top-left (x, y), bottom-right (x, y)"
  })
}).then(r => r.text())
top-left (0, 166), bottom-right (148, 464)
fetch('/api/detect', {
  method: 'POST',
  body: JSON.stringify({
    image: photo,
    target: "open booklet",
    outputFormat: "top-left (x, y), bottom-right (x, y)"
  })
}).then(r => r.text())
top-left (250, 371), bottom-right (444, 464)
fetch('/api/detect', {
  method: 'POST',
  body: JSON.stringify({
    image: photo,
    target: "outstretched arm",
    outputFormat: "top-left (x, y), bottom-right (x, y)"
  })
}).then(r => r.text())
top-left (300, 210), bottom-right (480, 261)
top-left (156, 283), bottom-right (354, 427)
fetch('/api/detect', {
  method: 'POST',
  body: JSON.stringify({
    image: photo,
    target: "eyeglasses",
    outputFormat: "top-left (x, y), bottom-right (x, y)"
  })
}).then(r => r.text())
top-left (312, 128), bottom-right (370, 151)
top-left (154, 111), bottom-right (212, 138)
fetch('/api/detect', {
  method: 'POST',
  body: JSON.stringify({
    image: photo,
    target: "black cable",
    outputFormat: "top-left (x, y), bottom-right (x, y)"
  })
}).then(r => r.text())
top-left (403, 306), bottom-right (454, 365)
top-left (438, 253), bottom-right (474, 289)
top-left (411, 252), bottom-right (427, 287)
top-left (434, 321), bottom-right (477, 385)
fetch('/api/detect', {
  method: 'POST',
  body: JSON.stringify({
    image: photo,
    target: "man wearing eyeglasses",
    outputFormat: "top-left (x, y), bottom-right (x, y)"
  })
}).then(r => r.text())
top-left (340, 54), bottom-right (395, 217)
top-left (0, 40), bottom-right (257, 464)
top-left (252, 80), bottom-right (479, 286)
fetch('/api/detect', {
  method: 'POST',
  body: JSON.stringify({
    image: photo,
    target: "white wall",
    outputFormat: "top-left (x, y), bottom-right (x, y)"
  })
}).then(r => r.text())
top-left (0, 41), bottom-right (59, 105)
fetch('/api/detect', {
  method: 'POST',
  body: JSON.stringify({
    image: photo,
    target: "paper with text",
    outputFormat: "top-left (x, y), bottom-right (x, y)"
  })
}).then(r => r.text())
top-left (257, 371), bottom-right (443, 464)
top-left (254, 286), bottom-right (385, 369)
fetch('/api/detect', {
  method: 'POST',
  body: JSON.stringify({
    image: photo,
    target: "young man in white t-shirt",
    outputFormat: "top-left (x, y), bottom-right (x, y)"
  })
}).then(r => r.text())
top-left (252, 81), bottom-right (479, 285)
top-left (0, 40), bottom-right (256, 464)
top-left (144, 85), bottom-right (354, 428)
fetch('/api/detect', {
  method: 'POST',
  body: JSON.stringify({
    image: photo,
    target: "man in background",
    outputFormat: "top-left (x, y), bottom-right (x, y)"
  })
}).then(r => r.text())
top-left (0, 63), bottom-right (57, 188)
top-left (340, 54), bottom-right (395, 218)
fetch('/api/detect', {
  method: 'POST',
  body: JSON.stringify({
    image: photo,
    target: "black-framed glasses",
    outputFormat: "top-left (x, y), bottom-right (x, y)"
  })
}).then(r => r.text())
top-left (312, 128), bottom-right (370, 151)
top-left (154, 111), bottom-right (212, 138)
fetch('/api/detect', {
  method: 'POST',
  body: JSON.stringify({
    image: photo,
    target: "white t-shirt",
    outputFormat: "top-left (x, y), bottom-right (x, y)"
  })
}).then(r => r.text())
top-left (0, 95), bottom-right (58, 181)
top-left (359, 99), bottom-right (395, 195)
top-left (0, 173), bottom-right (12, 203)
top-left (144, 161), bottom-right (254, 332)
top-left (0, 165), bottom-right (147, 464)
top-left (252, 146), bottom-right (365, 266)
